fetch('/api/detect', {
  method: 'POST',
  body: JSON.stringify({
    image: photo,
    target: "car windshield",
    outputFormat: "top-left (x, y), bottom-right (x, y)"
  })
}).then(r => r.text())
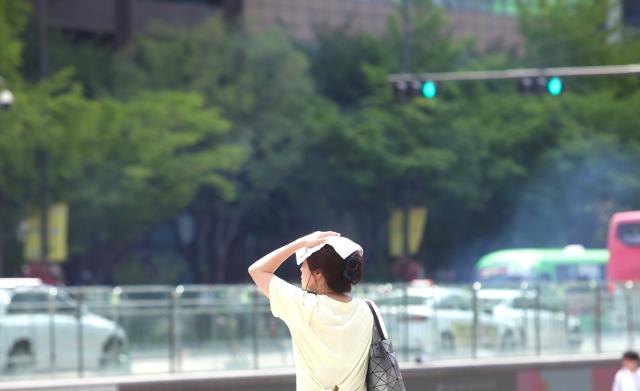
top-left (7, 290), bottom-right (49, 313)
top-left (6, 287), bottom-right (80, 314)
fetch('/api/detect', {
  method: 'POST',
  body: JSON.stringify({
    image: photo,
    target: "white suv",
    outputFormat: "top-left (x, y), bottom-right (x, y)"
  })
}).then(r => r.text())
top-left (0, 278), bottom-right (128, 374)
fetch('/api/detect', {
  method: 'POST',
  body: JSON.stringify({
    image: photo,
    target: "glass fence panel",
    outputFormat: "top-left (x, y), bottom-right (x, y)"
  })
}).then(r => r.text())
top-left (2, 280), bottom-right (640, 381)
top-left (564, 283), bottom-right (598, 354)
top-left (475, 286), bottom-right (531, 358)
top-left (627, 284), bottom-right (640, 349)
top-left (536, 284), bottom-right (580, 355)
top-left (428, 285), bottom-right (473, 360)
top-left (65, 286), bottom-right (129, 377)
top-left (253, 291), bottom-right (294, 370)
top-left (600, 286), bottom-right (627, 354)
top-left (354, 283), bottom-right (418, 363)
top-left (115, 286), bottom-right (173, 375)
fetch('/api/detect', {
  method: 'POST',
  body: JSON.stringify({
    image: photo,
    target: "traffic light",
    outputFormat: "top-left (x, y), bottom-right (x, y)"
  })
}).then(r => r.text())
top-left (392, 80), bottom-right (438, 101)
top-left (547, 77), bottom-right (563, 96)
top-left (422, 80), bottom-right (437, 99)
top-left (518, 76), bottom-right (563, 96)
top-left (392, 75), bottom-right (565, 101)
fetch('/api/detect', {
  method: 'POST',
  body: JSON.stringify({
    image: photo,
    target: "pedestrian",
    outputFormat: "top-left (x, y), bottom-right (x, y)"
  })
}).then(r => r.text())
top-left (612, 350), bottom-right (640, 391)
top-left (248, 231), bottom-right (386, 391)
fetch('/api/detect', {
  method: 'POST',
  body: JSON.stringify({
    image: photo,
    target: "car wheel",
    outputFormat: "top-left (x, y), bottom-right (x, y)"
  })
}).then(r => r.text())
top-left (440, 332), bottom-right (455, 353)
top-left (6, 341), bottom-right (35, 374)
top-left (99, 338), bottom-right (126, 371)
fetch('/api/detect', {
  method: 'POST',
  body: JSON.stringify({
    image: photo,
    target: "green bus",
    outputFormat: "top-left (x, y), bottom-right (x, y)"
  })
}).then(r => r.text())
top-left (475, 246), bottom-right (609, 284)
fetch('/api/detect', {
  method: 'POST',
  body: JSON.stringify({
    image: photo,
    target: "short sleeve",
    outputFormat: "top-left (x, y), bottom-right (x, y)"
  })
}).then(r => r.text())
top-left (269, 275), bottom-right (316, 327)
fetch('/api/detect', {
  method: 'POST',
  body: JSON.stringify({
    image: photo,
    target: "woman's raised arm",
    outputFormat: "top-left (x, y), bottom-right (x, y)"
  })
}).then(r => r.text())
top-left (247, 231), bottom-right (339, 298)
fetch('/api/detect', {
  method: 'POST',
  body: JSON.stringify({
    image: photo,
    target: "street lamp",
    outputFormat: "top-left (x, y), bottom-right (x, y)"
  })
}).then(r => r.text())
top-left (0, 77), bottom-right (14, 109)
top-left (0, 76), bottom-right (13, 277)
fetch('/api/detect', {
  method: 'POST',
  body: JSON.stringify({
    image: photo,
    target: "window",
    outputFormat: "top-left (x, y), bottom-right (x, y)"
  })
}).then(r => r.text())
top-left (7, 291), bottom-right (49, 314)
top-left (555, 264), bottom-right (605, 282)
top-left (54, 291), bottom-right (79, 314)
top-left (436, 294), bottom-right (471, 310)
top-left (7, 290), bottom-right (79, 315)
top-left (618, 223), bottom-right (640, 247)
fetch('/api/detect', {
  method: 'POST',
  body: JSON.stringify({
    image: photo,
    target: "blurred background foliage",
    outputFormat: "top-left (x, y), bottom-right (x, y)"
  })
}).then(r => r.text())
top-left (0, 0), bottom-right (639, 284)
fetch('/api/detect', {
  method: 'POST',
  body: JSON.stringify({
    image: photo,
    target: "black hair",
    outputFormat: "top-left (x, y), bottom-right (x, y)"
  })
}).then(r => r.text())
top-left (623, 350), bottom-right (640, 361)
top-left (306, 244), bottom-right (364, 293)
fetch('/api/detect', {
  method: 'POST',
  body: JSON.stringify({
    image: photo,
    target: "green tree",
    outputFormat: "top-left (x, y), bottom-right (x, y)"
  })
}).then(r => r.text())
top-left (110, 16), bottom-right (328, 282)
top-left (386, 0), bottom-right (471, 74)
top-left (21, 28), bottom-right (118, 97)
top-left (68, 90), bottom-right (246, 282)
top-left (519, 0), bottom-right (640, 93)
top-left (0, 66), bottom-right (244, 281)
top-left (305, 27), bottom-right (388, 107)
top-left (0, 71), bottom-right (105, 275)
top-left (0, 0), bottom-right (30, 81)
top-left (502, 91), bottom-right (640, 248)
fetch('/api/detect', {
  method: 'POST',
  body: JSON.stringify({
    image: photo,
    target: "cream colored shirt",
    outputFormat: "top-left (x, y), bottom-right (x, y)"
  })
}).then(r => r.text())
top-left (269, 276), bottom-right (385, 391)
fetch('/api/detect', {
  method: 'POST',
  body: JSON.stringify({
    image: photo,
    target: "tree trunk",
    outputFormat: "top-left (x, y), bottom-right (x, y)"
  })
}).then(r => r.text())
top-left (213, 213), bottom-right (232, 283)
top-left (194, 212), bottom-right (212, 283)
top-left (361, 205), bottom-right (384, 267)
top-left (92, 242), bottom-right (134, 285)
top-left (173, 215), bottom-right (204, 284)
top-left (212, 206), bottom-right (246, 283)
top-left (213, 239), bottom-right (228, 284)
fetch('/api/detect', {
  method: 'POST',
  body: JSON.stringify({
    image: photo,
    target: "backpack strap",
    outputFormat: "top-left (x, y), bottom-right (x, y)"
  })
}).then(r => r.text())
top-left (365, 300), bottom-right (386, 341)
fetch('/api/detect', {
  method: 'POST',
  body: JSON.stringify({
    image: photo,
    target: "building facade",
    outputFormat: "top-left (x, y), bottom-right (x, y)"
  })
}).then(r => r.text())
top-left (243, 0), bottom-right (522, 50)
top-left (33, 0), bottom-right (523, 51)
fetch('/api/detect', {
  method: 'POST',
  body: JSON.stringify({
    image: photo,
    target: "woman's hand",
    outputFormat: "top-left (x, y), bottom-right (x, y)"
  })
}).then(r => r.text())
top-left (296, 231), bottom-right (340, 248)
top-left (248, 231), bottom-right (340, 299)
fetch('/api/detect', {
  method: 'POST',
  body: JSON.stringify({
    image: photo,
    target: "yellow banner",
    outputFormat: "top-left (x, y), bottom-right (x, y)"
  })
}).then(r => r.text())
top-left (409, 207), bottom-right (428, 255)
top-left (388, 207), bottom-right (428, 257)
top-left (24, 203), bottom-right (69, 263)
top-left (389, 209), bottom-right (405, 257)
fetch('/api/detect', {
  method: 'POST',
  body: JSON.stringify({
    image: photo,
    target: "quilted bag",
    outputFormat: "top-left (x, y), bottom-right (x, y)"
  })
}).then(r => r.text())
top-left (365, 300), bottom-right (407, 391)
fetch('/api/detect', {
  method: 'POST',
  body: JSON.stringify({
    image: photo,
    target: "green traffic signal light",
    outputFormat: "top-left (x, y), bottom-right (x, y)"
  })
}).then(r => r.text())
top-left (547, 77), bottom-right (563, 96)
top-left (422, 80), bottom-right (437, 99)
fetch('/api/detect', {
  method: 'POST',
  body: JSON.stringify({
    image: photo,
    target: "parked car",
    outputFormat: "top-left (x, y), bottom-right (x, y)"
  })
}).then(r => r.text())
top-left (373, 284), bottom-right (581, 359)
top-left (0, 278), bottom-right (128, 374)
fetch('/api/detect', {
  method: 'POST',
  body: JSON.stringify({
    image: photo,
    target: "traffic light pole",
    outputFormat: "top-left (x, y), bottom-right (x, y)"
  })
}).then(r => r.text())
top-left (37, 0), bottom-right (50, 265)
top-left (400, 0), bottom-right (411, 258)
top-left (389, 63), bottom-right (640, 82)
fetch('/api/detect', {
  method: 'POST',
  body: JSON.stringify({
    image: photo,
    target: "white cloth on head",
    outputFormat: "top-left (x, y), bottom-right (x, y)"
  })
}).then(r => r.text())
top-left (295, 236), bottom-right (363, 266)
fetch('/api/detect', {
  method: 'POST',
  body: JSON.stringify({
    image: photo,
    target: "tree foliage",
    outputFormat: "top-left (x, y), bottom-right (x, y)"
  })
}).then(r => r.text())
top-left (0, 0), bottom-right (30, 81)
top-left (1, 0), bottom-right (640, 283)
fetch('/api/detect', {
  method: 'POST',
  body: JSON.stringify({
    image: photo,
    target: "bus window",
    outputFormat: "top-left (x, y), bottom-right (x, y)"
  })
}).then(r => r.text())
top-left (618, 223), bottom-right (640, 246)
top-left (555, 264), bottom-right (605, 282)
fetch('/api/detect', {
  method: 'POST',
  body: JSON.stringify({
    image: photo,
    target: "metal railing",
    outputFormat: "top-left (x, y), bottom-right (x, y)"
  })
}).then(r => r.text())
top-left (0, 280), bottom-right (638, 380)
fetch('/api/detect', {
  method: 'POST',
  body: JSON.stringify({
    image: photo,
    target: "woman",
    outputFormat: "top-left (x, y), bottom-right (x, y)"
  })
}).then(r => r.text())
top-left (248, 231), bottom-right (387, 391)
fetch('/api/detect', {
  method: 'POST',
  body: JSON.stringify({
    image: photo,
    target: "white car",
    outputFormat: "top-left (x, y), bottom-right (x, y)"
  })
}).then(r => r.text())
top-left (373, 284), bottom-right (581, 359)
top-left (0, 278), bottom-right (128, 374)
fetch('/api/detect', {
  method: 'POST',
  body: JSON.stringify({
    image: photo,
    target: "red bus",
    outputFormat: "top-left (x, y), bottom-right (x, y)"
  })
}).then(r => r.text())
top-left (607, 211), bottom-right (640, 283)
